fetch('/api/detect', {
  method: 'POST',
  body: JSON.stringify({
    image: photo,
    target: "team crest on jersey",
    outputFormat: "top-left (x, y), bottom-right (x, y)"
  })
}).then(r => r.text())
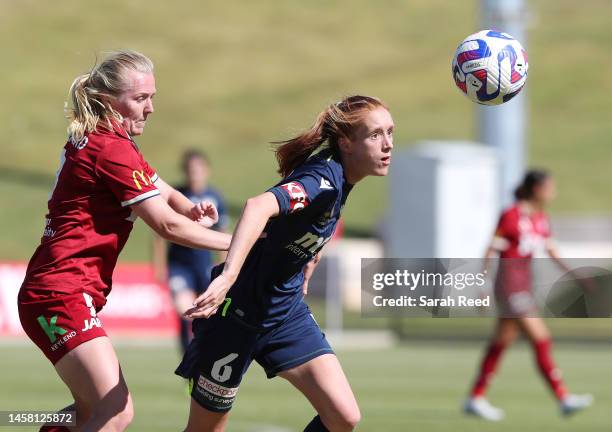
top-left (69, 135), bottom-right (88, 150)
top-left (316, 204), bottom-right (335, 226)
top-left (280, 181), bottom-right (308, 213)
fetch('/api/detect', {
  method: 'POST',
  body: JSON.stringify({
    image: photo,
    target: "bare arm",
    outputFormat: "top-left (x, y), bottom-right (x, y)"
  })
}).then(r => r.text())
top-left (482, 235), bottom-right (504, 274)
top-left (186, 192), bottom-right (280, 318)
top-left (151, 234), bottom-right (168, 283)
top-left (132, 195), bottom-right (231, 251)
top-left (155, 178), bottom-right (194, 217)
top-left (546, 240), bottom-right (572, 273)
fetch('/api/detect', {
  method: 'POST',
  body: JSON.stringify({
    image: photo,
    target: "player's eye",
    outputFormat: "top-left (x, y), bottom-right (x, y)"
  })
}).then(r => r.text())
top-left (386, 128), bottom-right (394, 137)
top-left (370, 132), bottom-right (380, 140)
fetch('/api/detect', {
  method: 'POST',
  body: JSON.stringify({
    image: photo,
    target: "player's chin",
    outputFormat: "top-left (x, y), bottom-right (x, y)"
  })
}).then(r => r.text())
top-left (371, 165), bottom-right (390, 177)
top-left (131, 126), bottom-right (145, 136)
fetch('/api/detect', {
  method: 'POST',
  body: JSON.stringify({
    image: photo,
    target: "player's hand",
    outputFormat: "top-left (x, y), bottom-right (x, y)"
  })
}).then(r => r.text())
top-left (302, 253), bottom-right (321, 296)
top-left (190, 201), bottom-right (219, 228)
top-left (184, 273), bottom-right (233, 319)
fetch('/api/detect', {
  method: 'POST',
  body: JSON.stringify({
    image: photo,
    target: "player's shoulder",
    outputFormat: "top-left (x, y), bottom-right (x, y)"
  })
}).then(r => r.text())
top-left (294, 148), bottom-right (343, 189)
top-left (88, 121), bottom-right (135, 151)
top-left (91, 129), bottom-right (141, 164)
top-left (500, 204), bottom-right (520, 219)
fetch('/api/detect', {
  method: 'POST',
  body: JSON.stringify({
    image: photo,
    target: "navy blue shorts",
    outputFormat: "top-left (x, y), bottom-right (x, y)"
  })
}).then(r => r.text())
top-left (168, 264), bottom-right (212, 296)
top-left (174, 301), bottom-right (333, 412)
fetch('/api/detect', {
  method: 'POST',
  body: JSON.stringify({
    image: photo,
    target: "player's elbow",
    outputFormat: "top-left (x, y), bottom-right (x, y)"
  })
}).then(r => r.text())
top-left (156, 214), bottom-right (183, 242)
top-left (244, 193), bottom-right (279, 218)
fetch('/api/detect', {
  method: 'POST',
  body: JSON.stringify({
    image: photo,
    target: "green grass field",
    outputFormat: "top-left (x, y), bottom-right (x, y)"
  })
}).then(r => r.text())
top-left (0, 340), bottom-right (609, 431)
top-left (2, 0), bottom-right (612, 260)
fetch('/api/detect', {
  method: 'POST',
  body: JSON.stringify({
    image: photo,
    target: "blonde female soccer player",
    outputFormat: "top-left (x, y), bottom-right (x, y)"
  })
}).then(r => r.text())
top-left (18, 51), bottom-right (231, 431)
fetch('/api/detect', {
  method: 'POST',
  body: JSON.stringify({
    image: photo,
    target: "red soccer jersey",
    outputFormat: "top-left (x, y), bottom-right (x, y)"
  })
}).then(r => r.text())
top-left (20, 123), bottom-right (160, 308)
top-left (494, 204), bottom-right (551, 259)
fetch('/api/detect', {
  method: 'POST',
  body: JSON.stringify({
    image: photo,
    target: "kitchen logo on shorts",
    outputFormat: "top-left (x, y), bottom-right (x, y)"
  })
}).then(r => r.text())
top-left (280, 181), bottom-right (308, 213)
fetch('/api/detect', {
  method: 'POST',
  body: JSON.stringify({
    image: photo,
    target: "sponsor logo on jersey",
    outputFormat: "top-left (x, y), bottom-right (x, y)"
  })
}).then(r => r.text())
top-left (43, 218), bottom-right (56, 238)
top-left (132, 170), bottom-right (153, 190)
top-left (319, 177), bottom-right (334, 190)
top-left (285, 232), bottom-right (332, 258)
top-left (280, 181), bottom-right (308, 213)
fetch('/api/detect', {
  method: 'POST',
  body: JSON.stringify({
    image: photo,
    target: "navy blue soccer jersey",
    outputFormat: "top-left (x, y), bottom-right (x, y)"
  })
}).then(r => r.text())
top-left (168, 186), bottom-right (229, 267)
top-left (216, 148), bottom-right (352, 329)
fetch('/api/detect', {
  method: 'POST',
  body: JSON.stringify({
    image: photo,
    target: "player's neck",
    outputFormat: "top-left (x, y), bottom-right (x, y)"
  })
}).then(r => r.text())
top-left (340, 156), bottom-right (363, 185)
top-left (520, 200), bottom-right (543, 214)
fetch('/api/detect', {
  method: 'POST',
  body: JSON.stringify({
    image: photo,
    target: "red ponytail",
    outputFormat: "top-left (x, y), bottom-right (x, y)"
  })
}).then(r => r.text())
top-left (274, 95), bottom-right (387, 177)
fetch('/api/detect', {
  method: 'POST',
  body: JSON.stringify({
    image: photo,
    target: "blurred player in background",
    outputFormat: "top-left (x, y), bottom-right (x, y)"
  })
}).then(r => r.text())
top-left (464, 170), bottom-right (593, 421)
top-left (175, 95), bottom-right (394, 431)
top-left (17, 51), bottom-right (231, 432)
top-left (153, 149), bottom-right (229, 353)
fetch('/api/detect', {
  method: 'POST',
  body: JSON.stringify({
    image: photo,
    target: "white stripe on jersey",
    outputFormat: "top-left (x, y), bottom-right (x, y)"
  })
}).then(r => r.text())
top-left (121, 189), bottom-right (160, 207)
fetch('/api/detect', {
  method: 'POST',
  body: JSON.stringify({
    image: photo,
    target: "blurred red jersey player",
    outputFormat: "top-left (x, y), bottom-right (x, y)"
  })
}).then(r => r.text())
top-left (464, 170), bottom-right (593, 421)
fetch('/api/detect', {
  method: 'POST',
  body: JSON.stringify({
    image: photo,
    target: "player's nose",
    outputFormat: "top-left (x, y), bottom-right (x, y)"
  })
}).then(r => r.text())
top-left (144, 99), bottom-right (154, 115)
top-left (382, 134), bottom-right (393, 151)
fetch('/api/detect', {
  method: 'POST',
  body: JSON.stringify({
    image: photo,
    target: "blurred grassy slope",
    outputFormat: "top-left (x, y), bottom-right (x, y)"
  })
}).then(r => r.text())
top-left (1, 0), bottom-right (611, 260)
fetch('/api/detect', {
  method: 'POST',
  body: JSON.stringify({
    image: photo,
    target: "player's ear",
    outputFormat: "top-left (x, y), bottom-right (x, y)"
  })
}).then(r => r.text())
top-left (337, 136), bottom-right (352, 154)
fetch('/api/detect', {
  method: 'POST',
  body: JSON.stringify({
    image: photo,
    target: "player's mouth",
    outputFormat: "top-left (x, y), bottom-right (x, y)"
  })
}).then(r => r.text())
top-left (381, 155), bottom-right (392, 166)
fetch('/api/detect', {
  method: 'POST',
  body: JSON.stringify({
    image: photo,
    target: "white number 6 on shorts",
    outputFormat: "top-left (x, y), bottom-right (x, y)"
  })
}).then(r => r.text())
top-left (211, 353), bottom-right (239, 382)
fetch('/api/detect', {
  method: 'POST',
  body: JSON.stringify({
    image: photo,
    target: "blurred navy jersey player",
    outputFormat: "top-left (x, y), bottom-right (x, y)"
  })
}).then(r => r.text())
top-left (153, 150), bottom-right (229, 352)
top-left (176, 95), bottom-right (394, 432)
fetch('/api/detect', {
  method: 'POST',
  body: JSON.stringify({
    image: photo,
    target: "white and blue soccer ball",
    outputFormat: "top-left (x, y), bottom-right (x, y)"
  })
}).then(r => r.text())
top-left (452, 29), bottom-right (528, 106)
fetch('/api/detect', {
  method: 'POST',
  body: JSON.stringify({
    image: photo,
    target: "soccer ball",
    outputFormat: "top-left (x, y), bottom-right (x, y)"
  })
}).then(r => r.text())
top-left (452, 29), bottom-right (528, 105)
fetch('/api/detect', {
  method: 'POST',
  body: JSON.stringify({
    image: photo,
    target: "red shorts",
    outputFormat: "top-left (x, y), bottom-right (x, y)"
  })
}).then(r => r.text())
top-left (18, 290), bottom-right (107, 364)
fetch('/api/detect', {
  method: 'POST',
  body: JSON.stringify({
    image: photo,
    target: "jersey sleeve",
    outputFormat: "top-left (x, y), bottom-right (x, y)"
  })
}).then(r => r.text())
top-left (268, 170), bottom-right (337, 216)
top-left (142, 158), bottom-right (159, 184)
top-left (95, 139), bottom-right (160, 207)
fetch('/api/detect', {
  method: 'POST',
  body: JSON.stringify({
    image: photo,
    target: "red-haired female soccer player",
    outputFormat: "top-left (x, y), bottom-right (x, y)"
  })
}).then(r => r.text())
top-left (464, 170), bottom-right (593, 421)
top-left (176, 96), bottom-right (394, 432)
top-left (18, 51), bottom-right (231, 431)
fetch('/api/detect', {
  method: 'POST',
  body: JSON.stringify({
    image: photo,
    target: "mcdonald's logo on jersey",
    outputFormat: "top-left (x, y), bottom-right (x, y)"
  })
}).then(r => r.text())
top-left (132, 170), bottom-right (152, 190)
